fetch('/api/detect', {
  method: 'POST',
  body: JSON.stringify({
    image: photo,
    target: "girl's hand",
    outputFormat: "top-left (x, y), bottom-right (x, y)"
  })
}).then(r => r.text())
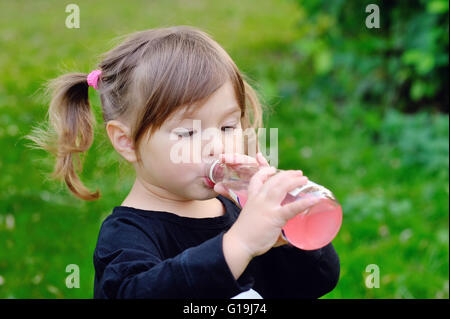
top-left (227, 167), bottom-right (321, 258)
top-left (213, 152), bottom-right (291, 248)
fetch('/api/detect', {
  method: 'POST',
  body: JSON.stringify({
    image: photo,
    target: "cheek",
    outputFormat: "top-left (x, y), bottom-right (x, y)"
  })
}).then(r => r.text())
top-left (142, 150), bottom-right (198, 185)
top-left (138, 131), bottom-right (201, 187)
top-left (167, 137), bottom-right (198, 165)
top-left (163, 140), bottom-right (200, 180)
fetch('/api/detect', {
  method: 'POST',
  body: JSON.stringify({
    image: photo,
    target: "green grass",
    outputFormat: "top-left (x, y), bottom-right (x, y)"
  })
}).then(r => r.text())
top-left (0, 0), bottom-right (448, 299)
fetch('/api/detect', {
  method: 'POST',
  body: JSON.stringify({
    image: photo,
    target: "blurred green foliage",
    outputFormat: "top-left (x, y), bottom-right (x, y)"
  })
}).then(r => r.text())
top-left (292, 0), bottom-right (449, 112)
top-left (0, 0), bottom-right (448, 299)
top-left (380, 108), bottom-right (449, 176)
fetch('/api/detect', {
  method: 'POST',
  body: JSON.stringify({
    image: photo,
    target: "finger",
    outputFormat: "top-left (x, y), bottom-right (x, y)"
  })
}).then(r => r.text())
top-left (275, 175), bottom-right (309, 204)
top-left (256, 152), bottom-right (270, 167)
top-left (261, 170), bottom-right (306, 203)
top-left (278, 194), bottom-right (321, 221)
top-left (213, 182), bottom-right (226, 194)
top-left (220, 153), bottom-right (257, 166)
top-left (214, 183), bottom-right (236, 202)
top-left (247, 166), bottom-right (278, 196)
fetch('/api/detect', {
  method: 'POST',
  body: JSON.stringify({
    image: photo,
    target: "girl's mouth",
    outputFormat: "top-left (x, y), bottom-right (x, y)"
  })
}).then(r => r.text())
top-left (203, 176), bottom-right (215, 188)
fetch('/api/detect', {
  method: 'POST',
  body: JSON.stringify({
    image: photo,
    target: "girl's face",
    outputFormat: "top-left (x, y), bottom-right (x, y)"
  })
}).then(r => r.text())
top-left (135, 80), bottom-right (243, 201)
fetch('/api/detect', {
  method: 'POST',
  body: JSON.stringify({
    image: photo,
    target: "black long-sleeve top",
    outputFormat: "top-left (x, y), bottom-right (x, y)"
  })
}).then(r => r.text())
top-left (93, 194), bottom-right (340, 299)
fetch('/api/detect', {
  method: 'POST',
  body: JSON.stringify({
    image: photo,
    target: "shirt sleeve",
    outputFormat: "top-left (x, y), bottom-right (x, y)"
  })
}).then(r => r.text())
top-left (93, 218), bottom-right (255, 299)
top-left (249, 242), bottom-right (340, 298)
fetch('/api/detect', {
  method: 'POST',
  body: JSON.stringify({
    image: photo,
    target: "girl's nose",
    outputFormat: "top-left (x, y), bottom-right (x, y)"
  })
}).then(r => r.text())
top-left (206, 133), bottom-right (225, 159)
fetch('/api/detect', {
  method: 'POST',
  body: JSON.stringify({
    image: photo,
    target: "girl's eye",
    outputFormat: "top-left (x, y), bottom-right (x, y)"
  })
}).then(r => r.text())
top-left (175, 126), bottom-right (237, 138)
top-left (221, 126), bottom-right (237, 132)
top-left (176, 130), bottom-right (195, 138)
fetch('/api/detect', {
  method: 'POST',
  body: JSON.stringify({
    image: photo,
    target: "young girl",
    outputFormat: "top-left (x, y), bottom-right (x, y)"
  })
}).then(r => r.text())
top-left (29, 26), bottom-right (339, 299)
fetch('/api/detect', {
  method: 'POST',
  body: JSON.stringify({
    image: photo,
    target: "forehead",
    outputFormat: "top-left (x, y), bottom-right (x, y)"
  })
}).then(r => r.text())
top-left (167, 81), bottom-right (241, 124)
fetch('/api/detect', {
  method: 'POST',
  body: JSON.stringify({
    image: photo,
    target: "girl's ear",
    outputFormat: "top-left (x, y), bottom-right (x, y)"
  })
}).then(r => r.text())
top-left (106, 120), bottom-right (137, 163)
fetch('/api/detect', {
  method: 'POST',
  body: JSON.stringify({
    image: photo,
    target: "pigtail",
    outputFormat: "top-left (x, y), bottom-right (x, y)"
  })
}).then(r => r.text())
top-left (241, 77), bottom-right (271, 156)
top-left (26, 73), bottom-right (100, 201)
top-left (243, 80), bottom-right (264, 129)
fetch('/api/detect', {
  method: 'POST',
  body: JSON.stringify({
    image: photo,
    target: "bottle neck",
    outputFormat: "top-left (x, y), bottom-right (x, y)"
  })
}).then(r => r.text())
top-left (209, 160), bottom-right (224, 184)
top-left (209, 161), bottom-right (259, 184)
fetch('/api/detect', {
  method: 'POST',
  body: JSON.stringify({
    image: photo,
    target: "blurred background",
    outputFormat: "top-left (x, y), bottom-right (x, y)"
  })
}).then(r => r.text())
top-left (0, 0), bottom-right (448, 298)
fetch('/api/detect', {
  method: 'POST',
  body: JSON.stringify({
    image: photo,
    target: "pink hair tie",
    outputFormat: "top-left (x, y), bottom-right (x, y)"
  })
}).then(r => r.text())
top-left (87, 69), bottom-right (102, 90)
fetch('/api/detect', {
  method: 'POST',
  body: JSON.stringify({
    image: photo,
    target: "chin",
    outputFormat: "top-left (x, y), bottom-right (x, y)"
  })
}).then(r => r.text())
top-left (181, 185), bottom-right (217, 201)
top-left (198, 191), bottom-right (219, 200)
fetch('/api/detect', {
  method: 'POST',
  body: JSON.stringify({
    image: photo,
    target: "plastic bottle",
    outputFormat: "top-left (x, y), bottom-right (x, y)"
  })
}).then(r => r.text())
top-left (208, 160), bottom-right (342, 250)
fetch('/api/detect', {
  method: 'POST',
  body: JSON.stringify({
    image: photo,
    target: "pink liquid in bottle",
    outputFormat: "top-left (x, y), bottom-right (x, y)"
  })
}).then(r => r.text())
top-left (209, 161), bottom-right (342, 250)
top-left (279, 191), bottom-right (342, 250)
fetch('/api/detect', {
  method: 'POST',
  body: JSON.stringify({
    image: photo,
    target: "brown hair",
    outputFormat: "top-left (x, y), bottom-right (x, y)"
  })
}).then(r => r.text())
top-left (26, 25), bottom-right (269, 201)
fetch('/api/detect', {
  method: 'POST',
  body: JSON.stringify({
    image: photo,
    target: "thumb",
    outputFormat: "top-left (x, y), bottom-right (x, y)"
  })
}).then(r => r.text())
top-left (213, 182), bottom-right (229, 197)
